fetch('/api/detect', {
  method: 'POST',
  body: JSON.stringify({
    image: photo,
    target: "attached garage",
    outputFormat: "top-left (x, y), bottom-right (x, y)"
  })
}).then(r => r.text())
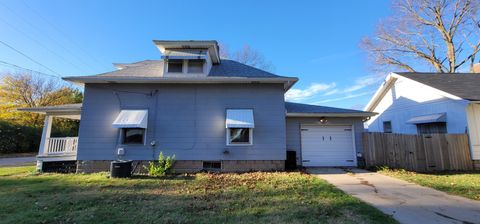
top-left (300, 125), bottom-right (356, 167)
top-left (285, 102), bottom-right (376, 167)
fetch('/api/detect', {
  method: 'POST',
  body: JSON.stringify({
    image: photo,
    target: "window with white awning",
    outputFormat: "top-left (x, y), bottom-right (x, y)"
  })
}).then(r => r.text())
top-left (112, 110), bottom-right (148, 144)
top-left (407, 113), bottom-right (446, 124)
top-left (112, 110), bottom-right (148, 128)
top-left (225, 109), bottom-right (254, 145)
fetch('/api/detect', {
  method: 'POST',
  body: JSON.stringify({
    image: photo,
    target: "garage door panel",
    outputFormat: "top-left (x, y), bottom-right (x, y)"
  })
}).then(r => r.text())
top-left (301, 125), bottom-right (356, 167)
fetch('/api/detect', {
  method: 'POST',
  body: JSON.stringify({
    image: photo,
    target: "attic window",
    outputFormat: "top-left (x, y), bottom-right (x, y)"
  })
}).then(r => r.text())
top-left (187, 60), bottom-right (204, 73)
top-left (167, 60), bottom-right (183, 73)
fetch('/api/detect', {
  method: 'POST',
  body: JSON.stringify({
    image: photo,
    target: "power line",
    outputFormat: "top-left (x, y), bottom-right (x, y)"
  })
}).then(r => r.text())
top-left (0, 60), bottom-right (61, 79)
top-left (0, 16), bottom-right (90, 74)
top-left (0, 1), bottom-right (102, 72)
top-left (0, 40), bottom-right (62, 77)
top-left (20, 0), bottom-right (106, 70)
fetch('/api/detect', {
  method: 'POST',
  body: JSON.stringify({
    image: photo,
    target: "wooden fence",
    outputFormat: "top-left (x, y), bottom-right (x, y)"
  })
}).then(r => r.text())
top-left (363, 132), bottom-right (474, 172)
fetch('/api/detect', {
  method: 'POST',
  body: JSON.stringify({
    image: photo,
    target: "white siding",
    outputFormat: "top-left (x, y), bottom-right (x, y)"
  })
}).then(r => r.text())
top-left (466, 104), bottom-right (480, 160)
top-left (366, 77), bottom-right (469, 134)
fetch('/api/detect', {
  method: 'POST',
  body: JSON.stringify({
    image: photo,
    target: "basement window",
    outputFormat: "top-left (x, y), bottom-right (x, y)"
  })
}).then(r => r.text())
top-left (167, 60), bottom-right (183, 73)
top-left (203, 161), bottom-right (221, 170)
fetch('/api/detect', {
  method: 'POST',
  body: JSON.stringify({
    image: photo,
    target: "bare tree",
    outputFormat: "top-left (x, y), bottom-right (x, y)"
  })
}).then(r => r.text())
top-left (220, 44), bottom-right (275, 72)
top-left (362, 0), bottom-right (480, 73)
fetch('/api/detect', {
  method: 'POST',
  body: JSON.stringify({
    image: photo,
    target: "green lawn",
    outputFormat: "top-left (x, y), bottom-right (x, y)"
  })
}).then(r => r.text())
top-left (0, 166), bottom-right (396, 224)
top-left (379, 169), bottom-right (480, 201)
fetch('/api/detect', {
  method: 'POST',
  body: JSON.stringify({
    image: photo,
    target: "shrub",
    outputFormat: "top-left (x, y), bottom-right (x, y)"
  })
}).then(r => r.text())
top-left (0, 121), bottom-right (41, 154)
top-left (146, 152), bottom-right (176, 176)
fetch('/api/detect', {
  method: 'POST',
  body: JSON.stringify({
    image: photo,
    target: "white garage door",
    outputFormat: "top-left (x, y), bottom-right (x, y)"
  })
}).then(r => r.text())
top-left (301, 125), bottom-right (356, 167)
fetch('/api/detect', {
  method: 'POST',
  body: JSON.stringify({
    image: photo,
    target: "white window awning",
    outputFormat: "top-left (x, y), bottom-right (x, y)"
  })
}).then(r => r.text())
top-left (161, 49), bottom-right (207, 60)
top-left (226, 109), bottom-right (254, 128)
top-left (112, 110), bottom-right (148, 128)
top-left (407, 113), bottom-right (446, 124)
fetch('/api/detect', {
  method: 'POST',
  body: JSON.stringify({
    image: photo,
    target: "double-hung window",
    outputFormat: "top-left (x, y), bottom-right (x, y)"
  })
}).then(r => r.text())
top-left (225, 109), bottom-right (254, 145)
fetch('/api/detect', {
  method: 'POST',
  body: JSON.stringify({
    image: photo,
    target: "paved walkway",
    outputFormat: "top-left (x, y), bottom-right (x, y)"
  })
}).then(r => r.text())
top-left (308, 168), bottom-right (480, 224)
top-left (0, 156), bottom-right (36, 167)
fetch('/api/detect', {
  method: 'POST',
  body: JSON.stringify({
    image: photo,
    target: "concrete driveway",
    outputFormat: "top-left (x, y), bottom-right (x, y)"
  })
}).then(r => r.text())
top-left (308, 168), bottom-right (480, 224)
top-left (0, 156), bottom-right (36, 167)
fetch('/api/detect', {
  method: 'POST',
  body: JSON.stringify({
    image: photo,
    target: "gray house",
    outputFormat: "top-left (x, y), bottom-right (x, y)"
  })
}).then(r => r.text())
top-left (20, 40), bottom-right (374, 173)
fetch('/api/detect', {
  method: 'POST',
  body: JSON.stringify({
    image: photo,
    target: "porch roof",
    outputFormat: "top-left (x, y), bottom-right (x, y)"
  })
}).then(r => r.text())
top-left (17, 103), bottom-right (82, 120)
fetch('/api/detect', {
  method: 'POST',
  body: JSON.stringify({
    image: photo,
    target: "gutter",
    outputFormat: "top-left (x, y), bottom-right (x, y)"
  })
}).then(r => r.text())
top-left (62, 76), bottom-right (299, 92)
top-left (286, 112), bottom-right (377, 118)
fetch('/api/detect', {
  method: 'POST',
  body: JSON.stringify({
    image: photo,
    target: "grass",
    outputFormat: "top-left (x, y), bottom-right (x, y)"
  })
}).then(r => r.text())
top-left (0, 166), bottom-right (396, 224)
top-left (378, 168), bottom-right (480, 201)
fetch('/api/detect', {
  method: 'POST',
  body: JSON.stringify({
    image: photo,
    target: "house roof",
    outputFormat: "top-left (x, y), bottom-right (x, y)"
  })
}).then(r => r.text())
top-left (17, 103), bottom-right (82, 120)
top-left (285, 102), bottom-right (375, 117)
top-left (17, 103), bottom-right (82, 113)
top-left (63, 59), bottom-right (298, 90)
top-left (395, 72), bottom-right (480, 101)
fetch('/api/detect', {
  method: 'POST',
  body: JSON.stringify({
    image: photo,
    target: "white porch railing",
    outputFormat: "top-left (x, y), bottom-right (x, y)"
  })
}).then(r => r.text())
top-left (45, 137), bottom-right (78, 155)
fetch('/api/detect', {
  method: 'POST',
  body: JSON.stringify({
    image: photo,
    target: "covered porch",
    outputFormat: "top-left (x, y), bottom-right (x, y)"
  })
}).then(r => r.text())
top-left (18, 104), bottom-right (82, 170)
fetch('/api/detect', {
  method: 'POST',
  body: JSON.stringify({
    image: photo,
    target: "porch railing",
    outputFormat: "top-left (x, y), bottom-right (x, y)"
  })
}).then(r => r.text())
top-left (46, 137), bottom-right (78, 155)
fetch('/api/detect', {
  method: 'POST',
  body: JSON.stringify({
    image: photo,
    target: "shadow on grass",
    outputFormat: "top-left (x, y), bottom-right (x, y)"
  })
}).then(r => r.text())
top-left (0, 171), bottom-right (397, 224)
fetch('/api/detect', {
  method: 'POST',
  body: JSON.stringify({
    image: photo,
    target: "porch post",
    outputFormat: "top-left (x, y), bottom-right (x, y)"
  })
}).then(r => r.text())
top-left (37, 115), bottom-right (52, 171)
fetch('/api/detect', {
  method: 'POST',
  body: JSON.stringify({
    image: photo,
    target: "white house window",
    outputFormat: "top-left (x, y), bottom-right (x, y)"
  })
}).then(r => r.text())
top-left (225, 109), bottom-right (254, 146)
top-left (122, 128), bottom-right (145, 144)
top-left (167, 60), bottom-right (183, 73)
top-left (187, 60), bottom-right (204, 73)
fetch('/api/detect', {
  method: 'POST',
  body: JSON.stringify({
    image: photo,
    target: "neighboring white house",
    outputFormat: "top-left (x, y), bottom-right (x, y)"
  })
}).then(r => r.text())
top-left (364, 72), bottom-right (480, 165)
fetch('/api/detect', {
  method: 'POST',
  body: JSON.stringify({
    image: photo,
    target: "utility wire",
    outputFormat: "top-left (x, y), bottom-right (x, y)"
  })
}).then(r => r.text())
top-left (20, 0), bottom-right (106, 69)
top-left (0, 60), bottom-right (61, 79)
top-left (0, 40), bottom-right (62, 77)
top-left (0, 16), bottom-right (89, 74)
top-left (0, 1), bottom-right (101, 72)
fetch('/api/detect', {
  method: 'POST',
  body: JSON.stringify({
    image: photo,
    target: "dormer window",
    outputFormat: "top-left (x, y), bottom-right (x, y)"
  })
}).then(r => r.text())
top-left (167, 60), bottom-right (183, 73)
top-left (187, 60), bottom-right (204, 73)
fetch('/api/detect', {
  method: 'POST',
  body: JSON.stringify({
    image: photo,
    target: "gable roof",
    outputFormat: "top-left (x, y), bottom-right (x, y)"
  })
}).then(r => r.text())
top-left (285, 102), bottom-right (375, 117)
top-left (63, 59), bottom-right (298, 90)
top-left (395, 72), bottom-right (480, 101)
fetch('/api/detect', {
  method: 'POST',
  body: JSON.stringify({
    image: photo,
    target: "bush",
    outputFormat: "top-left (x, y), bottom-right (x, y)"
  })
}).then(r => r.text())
top-left (146, 152), bottom-right (176, 176)
top-left (0, 121), bottom-right (41, 154)
top-left (0, 118), bottom-right (79, 154)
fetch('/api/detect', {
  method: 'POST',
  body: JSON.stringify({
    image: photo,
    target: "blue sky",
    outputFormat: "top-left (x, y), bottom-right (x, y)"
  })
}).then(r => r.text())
top-left (0, 0), bottom-right (392, 109)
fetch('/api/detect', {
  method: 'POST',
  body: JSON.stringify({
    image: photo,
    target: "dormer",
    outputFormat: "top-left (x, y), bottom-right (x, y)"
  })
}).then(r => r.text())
top-left (153, 40), bottom-right (220, 76)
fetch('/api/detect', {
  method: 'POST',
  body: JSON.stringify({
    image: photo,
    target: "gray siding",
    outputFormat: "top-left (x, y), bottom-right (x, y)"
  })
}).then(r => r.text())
top-left (285, 117), bottom-right (365, 164)
top-left (77, 83), bottom-right (286, 161)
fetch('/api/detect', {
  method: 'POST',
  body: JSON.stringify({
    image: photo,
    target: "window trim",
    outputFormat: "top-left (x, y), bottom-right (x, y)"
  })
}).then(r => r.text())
top-left (226, 128), bottom-right (253, 146)
top-left (120, 128), bottom-right (147, 145)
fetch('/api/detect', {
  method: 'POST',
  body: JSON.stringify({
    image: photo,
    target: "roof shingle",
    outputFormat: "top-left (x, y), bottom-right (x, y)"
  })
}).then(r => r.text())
top-left (395, 72), bottom-right (480, 101)
top-left (285, 102), bottom-right (372, 114)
